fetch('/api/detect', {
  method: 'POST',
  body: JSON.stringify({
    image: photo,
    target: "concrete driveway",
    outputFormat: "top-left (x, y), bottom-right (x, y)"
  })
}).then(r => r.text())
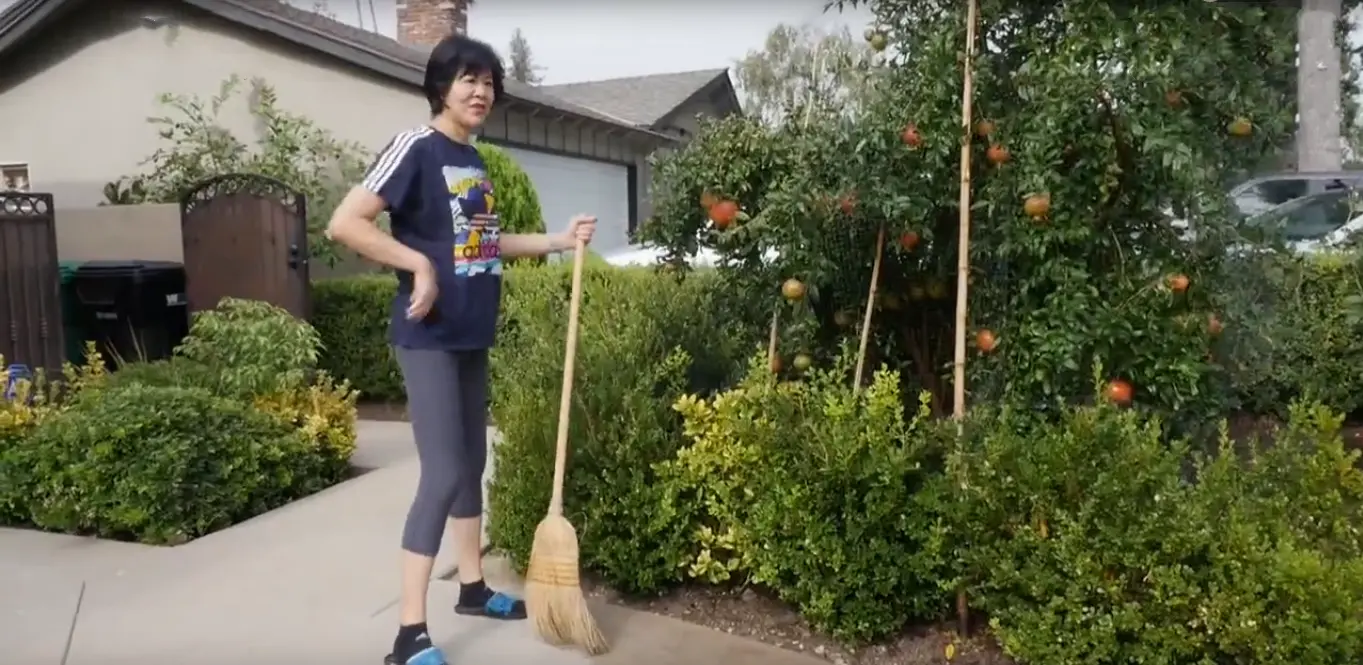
top-left (0, 421), bottom-right (823, 665)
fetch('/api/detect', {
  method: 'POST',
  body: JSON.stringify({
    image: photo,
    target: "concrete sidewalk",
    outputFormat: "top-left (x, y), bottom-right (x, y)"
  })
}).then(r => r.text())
top-left (0, 420), bottom-right (824, 665)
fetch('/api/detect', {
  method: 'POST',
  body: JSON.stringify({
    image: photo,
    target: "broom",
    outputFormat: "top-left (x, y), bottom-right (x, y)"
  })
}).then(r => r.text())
top-left (853, 224), bottom-right (887, 389)
top-left (525, 238), bottom-right (610, 655)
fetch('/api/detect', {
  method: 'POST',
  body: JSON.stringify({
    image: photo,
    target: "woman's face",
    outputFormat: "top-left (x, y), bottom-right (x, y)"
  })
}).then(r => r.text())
top-left (445, 68), bottom-right (496, 129)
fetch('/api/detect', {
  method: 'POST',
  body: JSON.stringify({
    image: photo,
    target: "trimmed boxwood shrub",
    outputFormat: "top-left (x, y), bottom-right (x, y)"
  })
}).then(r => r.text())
top-left (6, 383), bottom-right (313, 545)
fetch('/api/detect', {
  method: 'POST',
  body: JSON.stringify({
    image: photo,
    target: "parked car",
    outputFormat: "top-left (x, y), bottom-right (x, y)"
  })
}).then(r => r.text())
top-left (603, 244), bottom-right (718, 268)
top-left (1239, 187), bottom-right (1363, 253)
top-left (1176, 170), bottom-right (1363, 253)
top-left (1228, 170), bottom-right (1363, 221)
top-left (603, 243), bottom-right (779, 268)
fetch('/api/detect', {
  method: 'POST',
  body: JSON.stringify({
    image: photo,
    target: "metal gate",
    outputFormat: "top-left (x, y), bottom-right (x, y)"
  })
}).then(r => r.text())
top-left (179, 174), bottom-right (310, 318)
top-left (0, 192), bottom-right (64, 376)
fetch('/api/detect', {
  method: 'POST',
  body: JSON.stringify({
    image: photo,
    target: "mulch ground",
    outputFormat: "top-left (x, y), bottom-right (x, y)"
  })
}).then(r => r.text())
top-left (583, 578), bottom-right (1011, 665)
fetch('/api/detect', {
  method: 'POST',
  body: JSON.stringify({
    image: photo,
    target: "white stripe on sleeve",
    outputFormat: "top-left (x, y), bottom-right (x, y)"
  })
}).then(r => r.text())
top-left (362, 127), bottom-right (431, 193)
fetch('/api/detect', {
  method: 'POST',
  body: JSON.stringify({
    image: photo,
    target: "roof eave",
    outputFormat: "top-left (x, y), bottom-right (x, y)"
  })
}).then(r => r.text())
top-left (184, 0), bottom-right (677, 145)
top-left (649, 69), bottom-right (742, 130)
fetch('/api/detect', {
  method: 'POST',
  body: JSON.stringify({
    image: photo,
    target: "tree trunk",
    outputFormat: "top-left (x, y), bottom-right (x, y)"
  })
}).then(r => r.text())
top-left (1296, 0), bottom-right (1344, 172)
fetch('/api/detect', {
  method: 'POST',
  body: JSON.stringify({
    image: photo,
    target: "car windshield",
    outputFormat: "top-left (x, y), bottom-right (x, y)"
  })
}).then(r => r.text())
top-left (1244, 189), bottom-right (1358, 242)
top-left (1229, 174), bottom-right (1363, 221)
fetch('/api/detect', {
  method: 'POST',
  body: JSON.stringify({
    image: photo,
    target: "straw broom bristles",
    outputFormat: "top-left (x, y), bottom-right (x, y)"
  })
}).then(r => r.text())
top-left (526, 515), bottom-right (608, 655)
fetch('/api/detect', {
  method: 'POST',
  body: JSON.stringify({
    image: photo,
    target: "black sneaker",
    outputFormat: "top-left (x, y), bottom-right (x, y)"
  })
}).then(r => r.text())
top-left (454, 589), bottom-right (527, 620)
top-left (384, 628), bottom-right (446, 665)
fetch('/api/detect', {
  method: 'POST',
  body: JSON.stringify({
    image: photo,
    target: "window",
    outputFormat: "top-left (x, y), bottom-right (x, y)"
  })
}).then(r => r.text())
top-left (1, 163), bottom-right (30, 192)
top-left (1247, 189), bottom-right (1359, 242)
top-left (1232, 175), bottom-right (1363, 220)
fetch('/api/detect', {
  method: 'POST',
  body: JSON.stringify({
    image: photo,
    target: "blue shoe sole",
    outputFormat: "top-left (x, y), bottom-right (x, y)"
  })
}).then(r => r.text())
top-left (384, 646), bottom-right (447, 665)
top-left (455, 601), bottom-right (527, 620)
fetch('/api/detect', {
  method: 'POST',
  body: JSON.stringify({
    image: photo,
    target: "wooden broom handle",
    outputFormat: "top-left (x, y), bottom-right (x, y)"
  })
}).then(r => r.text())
top-left (853, 225), bottom-right (886, 389)
top-left (549, 239), bottom-right (587, 515)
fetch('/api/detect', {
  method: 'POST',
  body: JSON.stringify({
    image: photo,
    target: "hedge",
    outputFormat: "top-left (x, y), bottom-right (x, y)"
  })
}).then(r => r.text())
top-left (310, 253), bottom-right (739, 402)
top-left (305, 256), bottom-right (1363, 663)
top-left (313, 274), bottom-right (406, 401)
top-left (0, 300), bottom-right (358, 545)
top-left (1221, 251), bottom-right (1363, 419)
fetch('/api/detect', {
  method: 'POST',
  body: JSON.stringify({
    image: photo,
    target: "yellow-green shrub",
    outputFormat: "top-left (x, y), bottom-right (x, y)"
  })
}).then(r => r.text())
top-left (0, 346), bottom-right (109, 522)
top-left (254, 371), bottom-right (361, 484)
top-left (177, 297), bottom-right (321, 397)
top-left (1, 315), bottom-right (359, 544)
top-left (947, 382), bottom-right (1363, 665)
top-left (486, 263), bottom-right (757, 594)
top-left (661, 351), bottom-right (953, 642)
top-left (1187, 406), bottom-right (1363, 664)
top-left (1223, 251), bottom-right (1363, 418)
top-left (10, 382), bottom-right (308, 544)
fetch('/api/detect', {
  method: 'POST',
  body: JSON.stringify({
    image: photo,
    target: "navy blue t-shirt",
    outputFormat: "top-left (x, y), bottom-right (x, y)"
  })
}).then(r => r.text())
top-left (362, 126), bottom-right (503, 350)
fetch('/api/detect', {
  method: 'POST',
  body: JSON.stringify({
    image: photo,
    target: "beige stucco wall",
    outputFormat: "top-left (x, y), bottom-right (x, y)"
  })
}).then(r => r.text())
top-left (0, 0), bottom-right (653, 207)
top-left (53, 201), bottom-right (381, 279)
top-left (0, 1), bottom-right (434, 209)
top-left (55, 204), bottom-right (183, 262)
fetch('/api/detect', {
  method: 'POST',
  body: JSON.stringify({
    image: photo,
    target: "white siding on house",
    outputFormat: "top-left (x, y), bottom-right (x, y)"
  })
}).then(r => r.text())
top-left (502, 146), bottom-right (632, 254)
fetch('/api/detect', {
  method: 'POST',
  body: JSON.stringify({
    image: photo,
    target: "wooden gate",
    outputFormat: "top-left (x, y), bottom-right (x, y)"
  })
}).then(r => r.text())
top-left (0, 192), bottom-right (64, 375)
top-left (179, 174), bottom-right (310, 318)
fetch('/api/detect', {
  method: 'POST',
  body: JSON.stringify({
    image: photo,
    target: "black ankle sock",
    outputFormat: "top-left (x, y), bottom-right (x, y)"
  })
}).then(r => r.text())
top-left (393, 622), bottom-right (432, 659)
top-left (459, 579), bottom-right (491, 606)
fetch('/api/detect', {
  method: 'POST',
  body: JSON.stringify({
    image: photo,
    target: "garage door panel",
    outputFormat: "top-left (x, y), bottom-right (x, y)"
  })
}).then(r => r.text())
top-left (503, 147), bottom-right (632, 254)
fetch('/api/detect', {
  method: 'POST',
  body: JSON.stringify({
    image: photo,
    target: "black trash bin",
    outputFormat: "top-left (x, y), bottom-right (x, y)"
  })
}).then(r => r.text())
top-left (72, 261), bottom-right (190, 370)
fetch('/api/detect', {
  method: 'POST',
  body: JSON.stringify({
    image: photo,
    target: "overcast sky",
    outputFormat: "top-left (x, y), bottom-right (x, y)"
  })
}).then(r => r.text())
top-left (6, 1), bottom-right (1354, 88)
top-left (0, 0), bottom-right (873, 84)
top-left (322, 0), bottom-right (875, 84)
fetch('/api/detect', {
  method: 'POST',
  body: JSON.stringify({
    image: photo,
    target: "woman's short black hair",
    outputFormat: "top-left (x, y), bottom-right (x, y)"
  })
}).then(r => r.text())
top-left (423, 34), bottom-right (506, 116)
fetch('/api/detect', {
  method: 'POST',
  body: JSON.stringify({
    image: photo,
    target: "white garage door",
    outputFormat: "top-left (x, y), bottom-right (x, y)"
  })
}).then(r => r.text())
top-left (501, 146), bottom-right (633, 254)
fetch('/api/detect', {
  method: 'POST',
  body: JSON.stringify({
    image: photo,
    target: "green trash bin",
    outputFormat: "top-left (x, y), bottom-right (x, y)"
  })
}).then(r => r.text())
top-left (58, 261), bottom-right (86, 365)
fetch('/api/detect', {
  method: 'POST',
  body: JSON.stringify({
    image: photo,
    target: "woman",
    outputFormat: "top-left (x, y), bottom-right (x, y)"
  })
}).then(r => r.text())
top-left (326, 34), bottom-right (596, 665)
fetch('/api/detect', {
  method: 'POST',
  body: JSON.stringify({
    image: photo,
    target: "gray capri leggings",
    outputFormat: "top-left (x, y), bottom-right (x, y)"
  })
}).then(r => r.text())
top-left (394, 346), bottom-right (490, 557)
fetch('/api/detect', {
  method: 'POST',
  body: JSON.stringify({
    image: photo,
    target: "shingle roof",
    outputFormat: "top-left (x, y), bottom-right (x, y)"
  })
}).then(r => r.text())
top-left (0, 0), bottom-right (674, 142)
top-left (543, 68), bottom-right (733, 128)
top-left (203, 0), bottom-right (673, 137)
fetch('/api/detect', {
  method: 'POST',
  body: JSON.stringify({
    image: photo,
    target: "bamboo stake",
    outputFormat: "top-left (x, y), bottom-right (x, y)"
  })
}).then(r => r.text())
top-left (952, 0), bottom-right (980, 637)
top-left (767, 305), bottom-right (781, 374)
top-left (953, 0), bottom-right (980, 420)
top-left (853, 225), bottom-right (887, 389)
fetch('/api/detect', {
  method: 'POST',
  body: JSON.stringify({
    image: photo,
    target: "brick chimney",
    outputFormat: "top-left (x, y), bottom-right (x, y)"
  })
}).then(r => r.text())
top-left (396, 0), bottom-right (468, 47)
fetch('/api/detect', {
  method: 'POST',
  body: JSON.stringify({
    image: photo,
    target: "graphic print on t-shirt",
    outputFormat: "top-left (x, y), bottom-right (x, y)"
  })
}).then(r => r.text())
top-left (442, 165), bottom-right (502, 277)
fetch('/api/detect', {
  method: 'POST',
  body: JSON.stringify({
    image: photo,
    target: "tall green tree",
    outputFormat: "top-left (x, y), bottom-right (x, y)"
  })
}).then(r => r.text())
top-left (732, 23), bottom-right (878, 126)
top-left (650, 1), bottom-right (1306, 423)
top-left (508, 28), bottom-right (545, 84)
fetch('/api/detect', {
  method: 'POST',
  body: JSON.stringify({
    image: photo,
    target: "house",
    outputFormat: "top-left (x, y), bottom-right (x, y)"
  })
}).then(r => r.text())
top-left (0, 0), bottom-right (736, 254)
top-left (544, 68), bottom-right (743, 141)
